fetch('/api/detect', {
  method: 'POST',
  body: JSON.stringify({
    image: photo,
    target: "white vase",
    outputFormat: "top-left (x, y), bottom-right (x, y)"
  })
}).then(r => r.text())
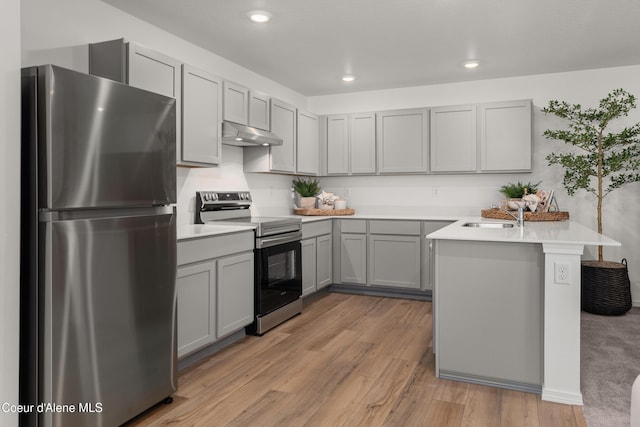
top-left (299, 196), bottom-right (316, 209)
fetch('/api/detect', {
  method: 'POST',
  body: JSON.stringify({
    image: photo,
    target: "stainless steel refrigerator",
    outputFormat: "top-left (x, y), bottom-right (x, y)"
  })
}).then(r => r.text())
top-left (20, 65), bottom-right (178, 427)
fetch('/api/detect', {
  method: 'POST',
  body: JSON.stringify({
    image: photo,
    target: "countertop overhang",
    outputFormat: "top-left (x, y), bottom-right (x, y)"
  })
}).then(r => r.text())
top-left (427, 217), bottom-right (621, 247)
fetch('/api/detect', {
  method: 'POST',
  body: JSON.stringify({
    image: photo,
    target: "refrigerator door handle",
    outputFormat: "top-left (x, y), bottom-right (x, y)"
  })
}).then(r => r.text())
top-left (39, 205), bottom-right (175, 222)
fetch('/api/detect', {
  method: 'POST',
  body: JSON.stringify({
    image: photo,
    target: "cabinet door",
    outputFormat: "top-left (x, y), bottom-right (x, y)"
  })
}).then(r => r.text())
top-left (430, 105), bottom-right (477, 173)
top-left (350, 113), bottom-right (376, 174)
top-left (249, 91), bottom-right (270, 131)
top-left (340, 233), bottom-right (367, 285)
top-left (480, 100), bottom-right (532, 172)
top-left (297, 110), bottom-right (320, 175)
top-left (301, 238), bottom-right (317, 295)
top-left (270, 98), bottom-right (297, 173)
top-left (217, 252), bottom-right (254, 338)
top-left (127, 43), bottom-right (182, 165)
top-left (182, 64), bottom-right (222, 165)
top-left (326, 114), bottom-right (349, 174)
top-left (316, 234), bottom-right (333, 290)
top-left (377, 108), bottom-right (429, 173)
top-left (223, 81), bottom-right (249, 125)
top-left (368, 235), bottom-right (421, 289)
top-left (176, 261), bottom-right (216, 358)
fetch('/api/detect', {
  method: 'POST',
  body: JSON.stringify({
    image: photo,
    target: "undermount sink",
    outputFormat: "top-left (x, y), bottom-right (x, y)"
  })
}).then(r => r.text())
top-left (463, 222), bottom-right (515, 229)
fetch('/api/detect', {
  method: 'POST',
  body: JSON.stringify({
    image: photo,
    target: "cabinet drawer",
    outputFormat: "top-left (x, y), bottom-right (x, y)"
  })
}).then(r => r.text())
top-left (369, 220), bottom-right (421, 235)
top-left (302, 220), bottom-right (332, 239)
top-left (178, 231), bottom-right (254, 266)
top-left (340, 219), bottom-right (367, 233)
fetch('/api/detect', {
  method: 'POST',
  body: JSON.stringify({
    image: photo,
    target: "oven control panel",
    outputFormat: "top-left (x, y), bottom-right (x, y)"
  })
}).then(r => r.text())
top-left (197, 191), bottom-right (252, 203)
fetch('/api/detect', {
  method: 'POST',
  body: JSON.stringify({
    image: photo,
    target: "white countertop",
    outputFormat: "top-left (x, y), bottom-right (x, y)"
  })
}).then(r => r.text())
top-left (427, 217), bottom-right (621, 247)
top-left (296, 213), bottom-right (461, 223)
top-left (177, 224), bottom-right (256, 240)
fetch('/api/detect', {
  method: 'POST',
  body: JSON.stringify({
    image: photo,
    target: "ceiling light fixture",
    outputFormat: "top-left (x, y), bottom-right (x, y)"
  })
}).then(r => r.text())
top-left (464, 60), bottom-right (480, 69)
top-left (248, 11), bottom-right (272, 23)
top-left (342, 75), bottom-right (355, 82)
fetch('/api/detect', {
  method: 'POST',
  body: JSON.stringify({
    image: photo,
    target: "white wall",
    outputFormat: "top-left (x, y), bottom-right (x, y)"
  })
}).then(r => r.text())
top-left (1, 0), bottom-right (21, 424)
top-left (309, 65), bottom-right (640, 305)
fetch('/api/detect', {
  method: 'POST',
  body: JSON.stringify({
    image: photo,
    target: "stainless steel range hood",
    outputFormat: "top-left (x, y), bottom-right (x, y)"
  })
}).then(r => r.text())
top-left (222, 121), bottom-right (283, 147)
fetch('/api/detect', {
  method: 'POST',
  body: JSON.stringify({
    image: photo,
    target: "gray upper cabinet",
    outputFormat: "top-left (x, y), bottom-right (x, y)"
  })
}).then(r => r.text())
top-left (376, 108), bottom-right (429, 173)
top-left (297, 110), bottom-right (320, 175)
top-left (326, 114), bottom-right (349, 174)
top-left (479, 99), bottom-right (532, 172)
top-left (249, 91), bottom-right (271, 131)
top-left (269, 98), bottom-right (297, 173)
top-left (223, 81), bottom-right (249, 125)
top-left (89, 39), bottom-right (186, 165)
top-left (350, 113), bottom-right (377, 174)
top-left (325, 113), bottom-right (376, 175)
top-left (182, 65), bottom-right (222, 165)
top-left (430, 105), bottom-right (477, 173)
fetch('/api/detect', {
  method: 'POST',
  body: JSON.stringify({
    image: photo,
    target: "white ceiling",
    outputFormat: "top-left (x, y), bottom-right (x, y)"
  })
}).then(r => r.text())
top-left (101, 0), bottom-right (640, 96)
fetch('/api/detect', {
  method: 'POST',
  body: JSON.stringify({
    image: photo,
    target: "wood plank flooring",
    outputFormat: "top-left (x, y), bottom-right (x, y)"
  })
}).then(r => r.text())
top-left (125, 293), bottom-right (586, 427)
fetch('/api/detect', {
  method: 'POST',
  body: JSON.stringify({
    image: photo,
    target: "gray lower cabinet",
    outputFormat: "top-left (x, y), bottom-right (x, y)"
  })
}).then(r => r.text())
top-left (176, 231), bottom-right (254, 358)
top-left (340, 233), bottom-right (367, 284)
top-left (422, 221), bottom-right (454, 291)
top-left (176, 260), bottom-right (216, 357)
top-left (368, 234), bottom-right (421, 288)
top-left (301, 238), bottom-right (317, 295)
top-left (217, 252), bottom-right (254, 338)
top-left (301, 220), bottom-right (333, 295)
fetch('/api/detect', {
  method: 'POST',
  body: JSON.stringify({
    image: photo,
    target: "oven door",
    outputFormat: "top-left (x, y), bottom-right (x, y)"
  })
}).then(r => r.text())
top-left (255, 231), bottom-right (302, 316)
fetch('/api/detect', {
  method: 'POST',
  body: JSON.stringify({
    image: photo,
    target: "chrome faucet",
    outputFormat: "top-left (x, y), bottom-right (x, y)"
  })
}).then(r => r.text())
top-left (491, 204), bottom-right (525, 227)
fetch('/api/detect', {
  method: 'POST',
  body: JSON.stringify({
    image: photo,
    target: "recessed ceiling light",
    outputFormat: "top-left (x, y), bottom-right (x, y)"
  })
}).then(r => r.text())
top-left (248, 11), bottom-right (272, 23)
top-left (464, 60), bottom-right (480, 69)
top-left (342, 75), bottom-right (355, 82)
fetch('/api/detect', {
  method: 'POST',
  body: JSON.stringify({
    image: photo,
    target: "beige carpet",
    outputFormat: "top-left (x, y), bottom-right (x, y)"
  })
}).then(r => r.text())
top-left (581, 307), bottom-right (640, 426)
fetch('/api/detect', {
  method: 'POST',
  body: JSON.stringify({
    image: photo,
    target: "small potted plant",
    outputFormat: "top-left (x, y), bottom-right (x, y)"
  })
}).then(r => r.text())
top-left (292, 177), bottom-right (320, 209)
top-left (543, 88), bottom-right (640, 315)
top-left (499, 181), bottom-right (540, 210)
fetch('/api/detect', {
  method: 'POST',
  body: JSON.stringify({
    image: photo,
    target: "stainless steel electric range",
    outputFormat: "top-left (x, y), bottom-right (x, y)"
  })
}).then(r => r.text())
top-left (195, 191), bottom-right (302, 335)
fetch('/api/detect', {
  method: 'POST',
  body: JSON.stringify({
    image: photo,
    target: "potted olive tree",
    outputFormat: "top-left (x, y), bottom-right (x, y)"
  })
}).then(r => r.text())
top-left (292, 177), bottom-right (320, 209)
top-left (542, 88), bottom-right (640, 315)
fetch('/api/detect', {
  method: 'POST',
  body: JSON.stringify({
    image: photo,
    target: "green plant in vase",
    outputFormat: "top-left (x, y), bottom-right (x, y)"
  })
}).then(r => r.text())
top-left (292, 177), bottom-right (320, 209)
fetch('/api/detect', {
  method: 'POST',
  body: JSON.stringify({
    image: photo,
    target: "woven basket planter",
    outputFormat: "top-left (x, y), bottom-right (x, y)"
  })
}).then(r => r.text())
top-left (581, 259), bottom-right (632, 315)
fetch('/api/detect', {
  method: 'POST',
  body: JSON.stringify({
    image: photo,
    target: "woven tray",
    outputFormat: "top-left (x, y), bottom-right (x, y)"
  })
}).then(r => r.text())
top-left (294, 208), bottom-right (355, 216)
top-left (481, 208), bottom-right (569, 221)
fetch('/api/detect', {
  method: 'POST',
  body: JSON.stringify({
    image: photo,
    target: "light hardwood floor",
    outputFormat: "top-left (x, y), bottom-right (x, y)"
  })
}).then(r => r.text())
top-left (126, 293), bottom-right (586, 426)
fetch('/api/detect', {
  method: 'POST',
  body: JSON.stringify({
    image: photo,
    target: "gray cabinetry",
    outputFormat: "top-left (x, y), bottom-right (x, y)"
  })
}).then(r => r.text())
top-left (89, 39), bottom-right (186, 164)
top-left (301, 220), bottom-right (333, 295)
top-left (217, 252), bottom-right (254, 338)
top-left (422, 221), bottom-right (454, 291)
top-left (480, 99), bottom-right (532, 172)
top-left (270, 98), bottom-right (297, 173)
top-left (376, 108), bottom-right (429, 173)
top-left (249, 91), bottom-right (270, 131)
top-left (176, 261), bottom-right (216, 357)
top-left (367, 220), bottom-right (421, 289)
top-left (176, 231), bottom-right (254, 358)
top-left (182, 65), bottom-right (222, 165)
top-left (297, 110), bottom-right (320, 175)
top-left (223, 80), bottom-right (249, 125)
top-left (339, 220), bottom-right (368, 285)
top-left (430, 105), bottom-right (477, 173)
top-left (435, 240), bottom-right (542, 388)
top-left (326, 114), bottom-right (349, 174)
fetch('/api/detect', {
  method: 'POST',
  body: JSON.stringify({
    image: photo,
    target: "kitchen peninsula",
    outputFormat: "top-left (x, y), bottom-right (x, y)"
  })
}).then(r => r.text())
top-left (427, 218), bottom-right (620, 406)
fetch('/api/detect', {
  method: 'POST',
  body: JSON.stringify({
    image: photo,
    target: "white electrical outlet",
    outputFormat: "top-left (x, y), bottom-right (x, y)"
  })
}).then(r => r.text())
top-left (555, 262), bottom-right (570, 284)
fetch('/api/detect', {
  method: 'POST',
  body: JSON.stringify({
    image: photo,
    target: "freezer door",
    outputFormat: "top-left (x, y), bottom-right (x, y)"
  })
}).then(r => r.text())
top-left (34, 65), bottom-right (177, 209)
top-left (39, 207), bottom-right (177, 427)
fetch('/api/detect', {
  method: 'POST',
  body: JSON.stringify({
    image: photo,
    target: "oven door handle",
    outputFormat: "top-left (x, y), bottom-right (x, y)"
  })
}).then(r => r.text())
top-left (256, 231), bottom-right (302, 249)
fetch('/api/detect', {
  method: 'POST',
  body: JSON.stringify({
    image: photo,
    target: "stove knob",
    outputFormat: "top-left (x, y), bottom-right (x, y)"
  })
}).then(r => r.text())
top-left (211, 193), bottom-right (218, 201)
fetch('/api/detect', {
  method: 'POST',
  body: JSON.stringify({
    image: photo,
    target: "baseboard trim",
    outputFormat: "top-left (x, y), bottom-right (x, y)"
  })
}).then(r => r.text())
top-left (633, 299), bottom-right (640, 308)
top-left (542, 387), bottom-right (584, 406)
top-left (178, 329), bottom-right (246, 371)
top-left (439, 370), bottom-right (542, 395)
top-left (328, 284), bottom-right (432, 301)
